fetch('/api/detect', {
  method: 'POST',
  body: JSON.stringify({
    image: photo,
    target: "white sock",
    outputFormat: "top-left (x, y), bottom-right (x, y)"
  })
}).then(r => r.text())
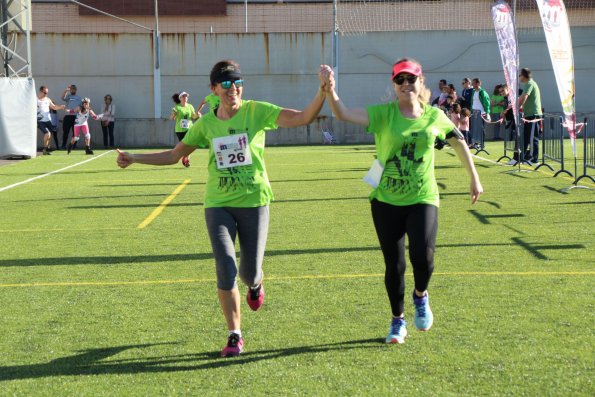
top-left (230, 330), bottom-right (242, 338)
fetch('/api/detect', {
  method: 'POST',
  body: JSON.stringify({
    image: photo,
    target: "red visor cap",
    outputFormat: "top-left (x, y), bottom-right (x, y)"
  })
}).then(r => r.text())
top-left (392, 61), bottom-right (423, 80)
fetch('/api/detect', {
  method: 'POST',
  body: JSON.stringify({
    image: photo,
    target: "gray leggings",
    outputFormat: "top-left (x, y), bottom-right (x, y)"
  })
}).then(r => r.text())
top-left (205, 206), bottom-right (269, 290)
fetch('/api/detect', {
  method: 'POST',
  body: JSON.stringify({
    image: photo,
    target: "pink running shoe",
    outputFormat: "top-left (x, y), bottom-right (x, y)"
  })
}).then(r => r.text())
top-left (221, 333), bottom-right (244, 357)
top-left (182, 156), bottom-right (190, 167)
top-left (247, 283), bottom-right (265, 311)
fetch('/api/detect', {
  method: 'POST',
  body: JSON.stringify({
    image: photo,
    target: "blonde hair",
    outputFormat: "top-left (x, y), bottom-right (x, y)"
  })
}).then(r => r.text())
top-left (394, 58), bottom-right (431, 106)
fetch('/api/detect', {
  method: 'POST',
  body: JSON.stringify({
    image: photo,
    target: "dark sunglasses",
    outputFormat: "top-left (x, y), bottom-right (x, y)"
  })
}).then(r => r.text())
top-left (393, 75), bottom-right (418, 85)
top-left (220, 79), bottom-right (244, 89)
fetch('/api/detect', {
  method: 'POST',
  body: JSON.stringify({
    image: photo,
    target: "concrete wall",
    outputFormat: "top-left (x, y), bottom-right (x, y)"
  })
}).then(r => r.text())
top-left (32, 28), bottom-right (595, 147)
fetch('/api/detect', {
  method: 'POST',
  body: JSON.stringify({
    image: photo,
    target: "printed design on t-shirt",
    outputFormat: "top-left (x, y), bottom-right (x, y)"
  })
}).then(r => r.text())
top-left (215, 128), bottom-right (254, 192)
top-left (381, 134), bottom-right (424, 195)
top-left (75, 112), bottom-right (90, 125)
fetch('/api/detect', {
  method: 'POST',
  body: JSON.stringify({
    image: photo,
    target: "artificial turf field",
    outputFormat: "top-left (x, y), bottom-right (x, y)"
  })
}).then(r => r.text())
top-left (0, 143), bottom-right (593, 396)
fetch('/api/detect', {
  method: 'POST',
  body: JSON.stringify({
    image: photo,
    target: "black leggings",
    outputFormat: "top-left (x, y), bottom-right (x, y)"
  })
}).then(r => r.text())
top-left (101, 121), bottom-right (115, 147)
top-left (62, 115), bottom-right (75, 148)
top-left (370, 200), bottom-right (438, 317)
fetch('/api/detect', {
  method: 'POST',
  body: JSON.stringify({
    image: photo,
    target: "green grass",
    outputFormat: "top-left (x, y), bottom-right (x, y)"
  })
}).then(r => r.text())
top-left (0, 143), bottom-right (593, 396)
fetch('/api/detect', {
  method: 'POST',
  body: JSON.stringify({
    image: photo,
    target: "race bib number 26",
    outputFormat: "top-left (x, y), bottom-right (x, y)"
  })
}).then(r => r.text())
top-left (213, 133), bottom-right (253, 169)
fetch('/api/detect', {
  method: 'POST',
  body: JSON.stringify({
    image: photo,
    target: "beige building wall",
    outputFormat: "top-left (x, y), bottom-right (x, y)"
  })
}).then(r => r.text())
top-left (29, 2), bottom-right (595, 147)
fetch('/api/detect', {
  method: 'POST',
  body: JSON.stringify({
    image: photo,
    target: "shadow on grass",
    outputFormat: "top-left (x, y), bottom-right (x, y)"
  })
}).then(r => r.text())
top-left (0, 338), bottom-right (384, 381)
top-left (542, 185), bottom-right (569, 194)
top-left (0, 243), bottom-right (516, 268)
top-left (510, 237), bottom-right (586, 260)
top-left (468, 210), bottom-right (525, 224)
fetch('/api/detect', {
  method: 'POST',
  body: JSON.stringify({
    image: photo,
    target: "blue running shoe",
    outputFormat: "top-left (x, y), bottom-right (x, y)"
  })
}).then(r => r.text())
top-left (386, 317), bottom-right (407, 344)
top-left (412, 291), bottom-right (434, 331)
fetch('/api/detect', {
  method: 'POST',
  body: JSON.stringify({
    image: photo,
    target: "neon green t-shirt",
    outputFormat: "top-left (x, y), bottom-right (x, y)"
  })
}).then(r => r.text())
top-left (183, 100), bottom-right (282, 208)
top-left (490, 94), bottom-right (505, 114)
top-left (172, 103), bottom-right (195, 133)
top-left (204, 93), bottom-right (220, 112)
top-left (366, 102), bottom-right (455, 207)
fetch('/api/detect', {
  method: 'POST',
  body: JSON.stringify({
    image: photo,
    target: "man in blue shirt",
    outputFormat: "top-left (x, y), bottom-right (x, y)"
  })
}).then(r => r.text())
top-left (61, 84), bottom-right (82, 149)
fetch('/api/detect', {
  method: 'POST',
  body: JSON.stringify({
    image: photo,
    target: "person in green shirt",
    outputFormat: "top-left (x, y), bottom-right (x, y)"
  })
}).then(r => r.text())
top-left (320, 58), bottom-right (483, 345)
top-left (196, 92), bottom-right (220, 116)
top-left (490, 84), bottom-right (506, 140)
top-left (170, 91), bottom-right (199, 167)
top-left (517, 67), bottom-right (543, 164)
top-left (116, 59), bottom-right (327, 358)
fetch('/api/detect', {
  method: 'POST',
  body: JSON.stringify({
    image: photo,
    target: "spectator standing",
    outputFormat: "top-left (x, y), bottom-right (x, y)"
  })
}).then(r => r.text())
top-left (447, 83), bottom-right (458, 103)
top-left (101, 94), bottom-right (116, 148)
top-left (61, 84), bottom-right (82, 149)
top-left (443, 95), bottom-right (454, 115)
top-left (500, 84), bottom-right (517, 142)
top-left (490, 84), bottom-right (505, 140)
top-left (431, 79), bottom-right (447, 105)
top-left (450, 102), bottom-right (462, 129)
top-left (469, 78), bottom-right (491, 148)
top-left (460, 107), bottom-right (471, 146)
top-left (37, 86), bottom-right (66, 155)
top-left (436, 84), bottom-right (450, 107)
top-left (459, 77), bottom-right (473, 109)
top-left (517, 68), bottom-right (542, 164)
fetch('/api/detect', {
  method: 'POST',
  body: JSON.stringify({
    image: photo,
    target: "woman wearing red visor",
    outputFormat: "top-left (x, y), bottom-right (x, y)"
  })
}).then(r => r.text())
top-left (320, 59), bottom-right (483, 344)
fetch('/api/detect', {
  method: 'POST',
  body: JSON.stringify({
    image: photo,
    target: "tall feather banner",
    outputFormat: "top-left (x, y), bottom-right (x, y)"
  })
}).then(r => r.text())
top-left (535, 0), bottom-right (577, 155)
top-left (491, 0), bottom-right (520, 135)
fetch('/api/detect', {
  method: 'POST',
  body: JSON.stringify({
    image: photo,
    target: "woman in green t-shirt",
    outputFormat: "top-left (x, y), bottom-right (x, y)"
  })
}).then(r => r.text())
top-left (117, 59), bottom-right (327, 358)
top-left (490, 84), bottom-right (506, 140)
top-left (170, 91), bottom-right (199, 167)
top-left (320, 59), bottom-right (483, 345)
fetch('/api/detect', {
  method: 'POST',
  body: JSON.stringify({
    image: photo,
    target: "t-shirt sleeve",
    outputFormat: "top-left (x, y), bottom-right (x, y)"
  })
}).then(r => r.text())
top-left (365, 104), bottom-right (381, 134)
top-left (524, 82), bottom-right (533, 96)
top-left (183, 119), bottom-right (208, 148)
top-left (253, 101), bottom-right (282, 131)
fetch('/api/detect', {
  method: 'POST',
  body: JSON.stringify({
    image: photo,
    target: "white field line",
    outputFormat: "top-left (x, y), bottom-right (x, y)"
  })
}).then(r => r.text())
top-left (0, 150), bottom-right (113, 193)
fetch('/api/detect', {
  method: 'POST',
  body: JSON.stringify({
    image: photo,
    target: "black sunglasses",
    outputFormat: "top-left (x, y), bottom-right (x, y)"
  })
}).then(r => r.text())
top-left (393, 75), bottom-right (418, 85)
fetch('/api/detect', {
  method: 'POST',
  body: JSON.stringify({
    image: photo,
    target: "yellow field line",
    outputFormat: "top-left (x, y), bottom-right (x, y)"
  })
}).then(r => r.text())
top-left (137, 179), bottom-right (191, 229)
top-left (0, 271), bottom-right (593, 288)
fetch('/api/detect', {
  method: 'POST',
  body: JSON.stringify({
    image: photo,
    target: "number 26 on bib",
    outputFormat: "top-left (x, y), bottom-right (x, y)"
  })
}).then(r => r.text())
top-left (213, 133), bottom-right (253, 170)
